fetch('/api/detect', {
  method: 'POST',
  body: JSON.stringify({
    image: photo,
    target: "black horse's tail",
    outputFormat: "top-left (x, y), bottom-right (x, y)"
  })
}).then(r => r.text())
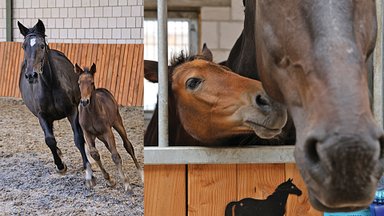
top-left (225, 201), bottom-right (238, 216)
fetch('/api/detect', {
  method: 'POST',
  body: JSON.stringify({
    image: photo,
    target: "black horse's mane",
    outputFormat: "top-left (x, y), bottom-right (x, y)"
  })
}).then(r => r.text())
top-left (83, 67), bottom-right (91, 74)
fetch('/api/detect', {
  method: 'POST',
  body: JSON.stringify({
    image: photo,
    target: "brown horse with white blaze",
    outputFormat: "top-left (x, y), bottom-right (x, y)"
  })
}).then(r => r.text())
top-left (251, 0), bottom-right (383, 211)
top-left (75, 63), bottom-right (143, 192)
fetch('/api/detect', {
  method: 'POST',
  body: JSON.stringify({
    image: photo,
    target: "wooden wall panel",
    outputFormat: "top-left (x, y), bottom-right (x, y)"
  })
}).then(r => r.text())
top-left (144, 165), bottom-right (186, 216)
top-left (285, 164), bottom-right (323, 216)
top-left (237, 164), bottom-right (286, 200)
top-left (188, 164), bottom-right (237, 216)
top-left (0, 42), bottom-right (143, 106)
top-left (143, 164), bottom-right (323, 216)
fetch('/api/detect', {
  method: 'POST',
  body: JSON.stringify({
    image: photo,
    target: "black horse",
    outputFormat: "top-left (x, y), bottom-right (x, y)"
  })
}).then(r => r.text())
top-left (18, 20), bottom-right (93, 182)
top-left (225, 179), bottom-right (302, 216)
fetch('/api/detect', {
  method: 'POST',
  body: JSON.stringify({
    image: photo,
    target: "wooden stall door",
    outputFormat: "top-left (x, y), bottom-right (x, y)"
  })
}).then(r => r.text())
top-left (188, 164), bottom-right (237, 216)
top-left (187, 164), bottom-right (323, 216)
top-left (144, 165), bottom-right (187, 216)
top-left (285, 164), bottom-right (323, 216)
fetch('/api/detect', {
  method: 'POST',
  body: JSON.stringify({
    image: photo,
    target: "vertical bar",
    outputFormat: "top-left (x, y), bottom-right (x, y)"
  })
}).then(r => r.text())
top-left (189, 20), bottom-right (198, 54)
top-left (374, 0), bottom-right (384, 127)
top-left (158, 0), bottom-right (169, 147)
top-left (6, 0), bottom-right (12, 41)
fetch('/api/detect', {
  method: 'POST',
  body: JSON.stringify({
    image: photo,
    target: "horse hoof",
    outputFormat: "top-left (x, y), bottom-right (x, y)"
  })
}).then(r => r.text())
top-left (139, 170), bottom-right (144, 183)
top-left (124, 183), bottom-right (133, 193)
top-left (107, 179), bottom-right (116, 187)
top-left (86, 176), bottom-right (96, 188)
top-left (56, 163), bottom-right (67, 175)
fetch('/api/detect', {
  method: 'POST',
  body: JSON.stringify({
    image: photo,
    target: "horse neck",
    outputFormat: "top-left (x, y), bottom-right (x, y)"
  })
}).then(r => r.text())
top-left (226, 0), bottom-right (258, 80)
top-left (89, 89), bottom-right (99, 110)
top-left (39, 48), bottom-right (56, 87)
top-left (267, 190), bottom-right (290, 206)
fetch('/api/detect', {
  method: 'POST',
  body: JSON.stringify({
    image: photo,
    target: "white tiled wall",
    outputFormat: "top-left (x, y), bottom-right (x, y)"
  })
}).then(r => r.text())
top-left (0, 1), bottom-right (6, 41)
top-left (200, 0), bottom-right (244, 62)
top-left (0, 0), bottom-right (143, 43)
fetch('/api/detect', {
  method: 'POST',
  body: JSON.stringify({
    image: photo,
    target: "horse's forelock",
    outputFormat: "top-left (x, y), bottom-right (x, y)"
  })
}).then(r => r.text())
top-left (170, 51), bottom-right (234, 80)
top-left (83, 67), bottom-right (90, 74)
top-left (25, 31), bottom-right (46, 40)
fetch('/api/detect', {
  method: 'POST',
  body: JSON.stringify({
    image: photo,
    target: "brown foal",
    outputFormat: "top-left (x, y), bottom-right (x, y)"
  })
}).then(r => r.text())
top-left (75, 63), bottom-right (143, 192)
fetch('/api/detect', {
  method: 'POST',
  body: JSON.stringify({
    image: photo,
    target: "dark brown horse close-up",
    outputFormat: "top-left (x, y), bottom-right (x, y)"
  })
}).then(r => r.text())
top-left (18, 20), bottom-right (93, 182)
top-left (144, 45), bottom-right (288, 146)
top-left (75, 63), bottom-right (143, 192)
top-left (232, 0), bottom-right (382, 212)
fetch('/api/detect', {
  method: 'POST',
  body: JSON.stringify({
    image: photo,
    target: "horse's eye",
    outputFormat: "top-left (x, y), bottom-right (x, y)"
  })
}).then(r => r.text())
top-left (40, 44), bottom-right (45, 49)
top-left (186, 78), bottom-right (202, 90)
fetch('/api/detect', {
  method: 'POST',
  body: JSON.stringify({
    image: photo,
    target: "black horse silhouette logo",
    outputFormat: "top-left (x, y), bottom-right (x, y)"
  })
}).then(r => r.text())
top-left (225, 178), bottom-right (302, 216)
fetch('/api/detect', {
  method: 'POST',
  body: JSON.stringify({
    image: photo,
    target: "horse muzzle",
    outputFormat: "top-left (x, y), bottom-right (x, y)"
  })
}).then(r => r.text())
top-left (295, 128), bottom-right (384, 211)
top-left (80, 99), bottom-right (90, 107)
top-left (25, 72), bottom-right (38, 84)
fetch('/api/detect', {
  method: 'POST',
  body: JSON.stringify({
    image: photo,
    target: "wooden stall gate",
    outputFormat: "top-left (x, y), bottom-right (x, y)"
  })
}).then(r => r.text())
top-left (145, 163), bottom-right (323, 216)
top-left (0, 42), bottom-right (143, 107)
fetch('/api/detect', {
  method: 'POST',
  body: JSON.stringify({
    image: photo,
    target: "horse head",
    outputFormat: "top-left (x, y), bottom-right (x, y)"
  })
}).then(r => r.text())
top-left (144, 44), bottom-right (287, 144)
top-left (18, 19), bottom-right (48, 84)
top-left (74, 63), bottom-right (96, 107)
top-left (253, 0), bottom-right (383, 211)
top-left (276, 178), bottom-right (302, 196)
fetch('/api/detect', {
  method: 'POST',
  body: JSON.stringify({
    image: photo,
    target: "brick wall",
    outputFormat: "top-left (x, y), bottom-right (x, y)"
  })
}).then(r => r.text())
top-left (0, 1), bottom-right (5, 41)
top-left (200, 0), bottom-right (243, 62)
top-left (0, 0), bottom-right (143, 44)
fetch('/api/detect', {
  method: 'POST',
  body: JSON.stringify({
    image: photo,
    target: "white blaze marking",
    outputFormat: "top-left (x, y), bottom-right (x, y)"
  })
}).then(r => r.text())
top-left (30, 38), bottom-right (36, 47)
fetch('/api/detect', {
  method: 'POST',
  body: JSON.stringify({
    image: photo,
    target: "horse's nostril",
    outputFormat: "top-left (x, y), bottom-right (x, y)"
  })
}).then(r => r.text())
top-left (80, 99), bottom-right (90, 106)
top-left (305, 137), bottom-right (320, 165)
top-left (32, 72), bottom-right (38, 78)
top-left (379, 135), bottom-right (384, 161)
top-left (256, 94), bottom-right (270, 107)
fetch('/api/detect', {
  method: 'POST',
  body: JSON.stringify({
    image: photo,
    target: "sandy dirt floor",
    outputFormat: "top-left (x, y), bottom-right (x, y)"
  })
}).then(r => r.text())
top-left (0, 97), bottom-right (144, 216)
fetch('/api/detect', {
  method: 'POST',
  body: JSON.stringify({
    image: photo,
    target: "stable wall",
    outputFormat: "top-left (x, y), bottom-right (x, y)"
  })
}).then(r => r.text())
top-left (0, 0), bottom-right (144, 44)
top-left (145, 163), bottom-right (323, 216)
top-left (0, 42), bottom-right (143, 106)
top-left (200, 0), bottom-right (243, 62)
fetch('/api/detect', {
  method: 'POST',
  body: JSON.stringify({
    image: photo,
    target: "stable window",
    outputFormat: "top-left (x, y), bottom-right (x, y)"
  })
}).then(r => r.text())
top-left (144, 11), bottom-right (198, 111)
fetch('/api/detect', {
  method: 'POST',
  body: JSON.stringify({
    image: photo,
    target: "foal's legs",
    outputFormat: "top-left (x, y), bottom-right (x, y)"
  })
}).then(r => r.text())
top-left (102, 129), bottom-right (132, 192)
top-left (113, 114), bottom-right (143, 182)
top-left (83, 131), bottom-right (114, 188)
top-left (38, 116), bottom-right (66, 173)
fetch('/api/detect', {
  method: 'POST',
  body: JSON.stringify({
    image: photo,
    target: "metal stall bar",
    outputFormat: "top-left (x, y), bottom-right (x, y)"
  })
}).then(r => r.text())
top-left (157, 0), bottom-right (169, 147)
top-left (145, 146), bottom-right (295, 165)
top-left (374, 0), bottom-right (384, 127)
top-left (5, 0), bottom-right (12, 41)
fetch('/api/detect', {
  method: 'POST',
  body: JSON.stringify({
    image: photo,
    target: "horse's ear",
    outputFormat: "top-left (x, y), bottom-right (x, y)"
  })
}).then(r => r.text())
top-left (35, 19), bottom-right (46, 35)
top-left (90, 63), bottom-right (96, 75)
top-left (74, 64), bottom-right (83, 75)
top-left (18, 21), bottom-right (29, 37)
top-left (144, 60), bottom-right (159, 83)
top-left (288, 178), bottom-right (293, 182)
top-left (201, 43), bottom-right (213, 62)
